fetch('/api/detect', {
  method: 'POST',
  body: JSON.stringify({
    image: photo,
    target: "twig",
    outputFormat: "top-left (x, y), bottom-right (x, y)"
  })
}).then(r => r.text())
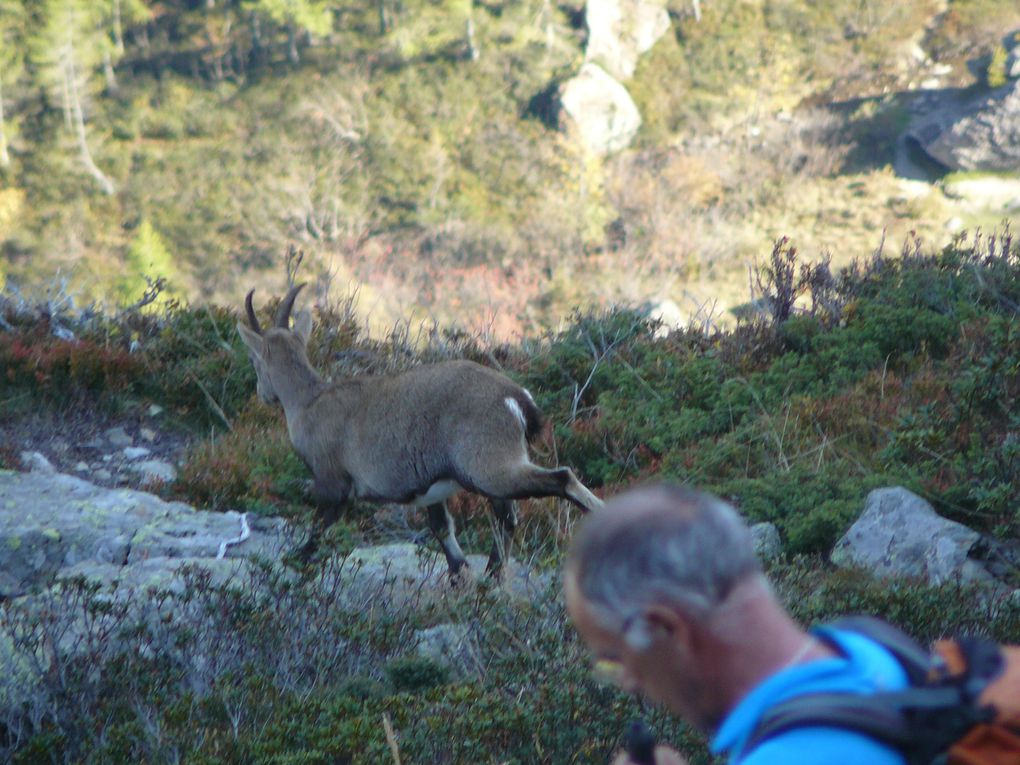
top-left (187, 371), bottom-right (232, 430)
top-left (382, 713), bottom-right (401, 765)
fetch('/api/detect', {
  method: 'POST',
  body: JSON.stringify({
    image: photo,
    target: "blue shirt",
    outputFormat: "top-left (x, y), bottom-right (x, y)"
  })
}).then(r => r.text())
top-left (711, 627), bottom-right (910, 764)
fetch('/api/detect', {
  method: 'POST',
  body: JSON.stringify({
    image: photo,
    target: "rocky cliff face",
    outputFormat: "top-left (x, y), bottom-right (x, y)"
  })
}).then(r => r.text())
top-left (909, 80), bottom-right (1020, 172)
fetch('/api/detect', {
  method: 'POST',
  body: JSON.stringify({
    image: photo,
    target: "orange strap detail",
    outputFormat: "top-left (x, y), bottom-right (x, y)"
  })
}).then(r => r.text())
top-left (947, 723), bottom-right (1020, 765)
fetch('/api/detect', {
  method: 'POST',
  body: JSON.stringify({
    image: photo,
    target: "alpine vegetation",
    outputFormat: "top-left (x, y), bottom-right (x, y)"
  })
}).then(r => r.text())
top-left (237, 284), bottom-right (604, 576)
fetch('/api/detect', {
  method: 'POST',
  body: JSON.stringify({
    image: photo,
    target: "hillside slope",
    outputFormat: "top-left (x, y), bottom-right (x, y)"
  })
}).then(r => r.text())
top-left (1, 229), bottom-right (1018, 763)
top-left (2, 0), bottom-right (1019, 334)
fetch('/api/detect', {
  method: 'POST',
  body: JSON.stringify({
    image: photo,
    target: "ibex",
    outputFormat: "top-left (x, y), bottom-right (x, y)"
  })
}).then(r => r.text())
top-left (237, 285), bottom-right (604, 576)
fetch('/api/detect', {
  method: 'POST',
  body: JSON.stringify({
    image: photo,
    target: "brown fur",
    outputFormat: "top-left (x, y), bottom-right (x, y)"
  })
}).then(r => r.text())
top-left (238, 285), bottom-right (604, 576)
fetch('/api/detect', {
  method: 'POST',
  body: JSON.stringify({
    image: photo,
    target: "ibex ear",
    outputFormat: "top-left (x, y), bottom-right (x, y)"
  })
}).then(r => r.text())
top-left (236, 322), bottom-right (264, 359)
top-left (292, 309), bottom-right (313, 344)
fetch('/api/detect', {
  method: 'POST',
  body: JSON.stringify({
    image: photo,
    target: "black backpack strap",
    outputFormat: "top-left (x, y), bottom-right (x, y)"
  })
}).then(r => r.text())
top-left (824, 615), bottom-right (935, 683)
top-left (743, 618), bottom-right (1000, 764)
top-left (744, 685), bottom-right (984, 764)
top-left (746, 692), bottom-right (914, 751)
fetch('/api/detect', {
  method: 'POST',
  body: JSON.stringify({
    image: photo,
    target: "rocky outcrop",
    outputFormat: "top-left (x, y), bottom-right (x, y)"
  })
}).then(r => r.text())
top-left (554, 0), bottom-right (671, 155)
top-left (0, 465), bottom-right (287, 599)
top-left (751, 522), bottom-right (782, 562)
top-left (585, 0), bottom-right (671, 82)
top-left (830, 487), bottom-right (994, 586)
top-left (559, 63), bottom-right (643, 156)
top-left (908, 81), bottom-right (1020, 172)
top-left (1008, 47), bottom-right (1020, 80)
top-left (0, 465), bottom-right (551, 712)
top-left (338, 542), bottom-right (553, 610)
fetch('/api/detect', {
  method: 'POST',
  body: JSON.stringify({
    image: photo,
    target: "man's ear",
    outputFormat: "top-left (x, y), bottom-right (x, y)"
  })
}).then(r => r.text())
top-left (292, 309), bottom-right (313, 344)
top-left (640, 604), bottom-right (690, 648)
top-left (237, 323), bottom-right (264, 359)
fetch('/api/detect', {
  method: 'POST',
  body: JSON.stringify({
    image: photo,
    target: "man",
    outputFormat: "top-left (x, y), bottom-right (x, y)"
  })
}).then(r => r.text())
top-left (564, 483), bottom-right (910, 765)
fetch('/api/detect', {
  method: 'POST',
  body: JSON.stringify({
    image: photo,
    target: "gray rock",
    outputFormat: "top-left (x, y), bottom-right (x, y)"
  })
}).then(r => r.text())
top-left (335, 543), bottom-right (551, 611)
top-left (831, 487), bottom-right (994, 586)
top-left (20, 451), bottom-right (55, 474)
top-left (128, 509), bottom-right (285, 563)
top-left (105, 426), bottom-right (134, 448)
top-left (123, 446), bottom-right (152, 460)
top-left (414, 622), bottom-right (480, 678)
top-left (559, 63), bottom-right (642, 156)
top-left (1008, 49), bottom-right (1020, 80)
top-left (127, 459), bottom-right (177, 484)
top-left (751, 522), bottom-right (783, 562)
top-left (0, 469), bottom-right (286, 597)
top-left (585, 0), bottom-right (671, 81)
top-left (646, 299), bottom-right (685, 338)
top-left (908, 81), bottom-right (1020, 172)
top-left (58, 555), bottom-right (256, 598)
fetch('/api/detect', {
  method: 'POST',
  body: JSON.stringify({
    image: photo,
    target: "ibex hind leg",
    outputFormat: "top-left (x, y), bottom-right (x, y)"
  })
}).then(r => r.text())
top-left (427, 503), bottom-right (469, 577)
top-left (562, 469), bottom-right (604, 513)
top-left (486, 498), bottom-right (518, 577)
top-left (485, 464), bottom-right (603, 514)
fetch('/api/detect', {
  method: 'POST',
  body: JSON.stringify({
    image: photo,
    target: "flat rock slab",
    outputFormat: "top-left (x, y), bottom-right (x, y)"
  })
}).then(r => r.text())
top-left (335, 543), bottom-right (554, 610)
top-left (0, 468), bottom-right (288, 597)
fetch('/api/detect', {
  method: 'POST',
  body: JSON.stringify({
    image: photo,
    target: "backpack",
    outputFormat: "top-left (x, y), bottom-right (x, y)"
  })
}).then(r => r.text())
top-left (746, 616), bottom-right (1020, 765)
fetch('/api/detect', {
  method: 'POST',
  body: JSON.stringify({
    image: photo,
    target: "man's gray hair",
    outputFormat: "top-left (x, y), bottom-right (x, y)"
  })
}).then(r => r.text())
top-left (567, 483), bottom-right (762, 647)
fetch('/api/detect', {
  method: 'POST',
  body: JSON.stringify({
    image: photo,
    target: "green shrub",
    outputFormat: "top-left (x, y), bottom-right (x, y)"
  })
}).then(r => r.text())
top-left (384, 656), bottom-right (450, 693)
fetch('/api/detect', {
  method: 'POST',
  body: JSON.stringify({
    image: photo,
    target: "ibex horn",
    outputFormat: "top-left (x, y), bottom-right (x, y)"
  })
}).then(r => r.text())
top-left (275, 283), bottom-right (306, 329)
top-left (245, 290), bottom-right (262, 334)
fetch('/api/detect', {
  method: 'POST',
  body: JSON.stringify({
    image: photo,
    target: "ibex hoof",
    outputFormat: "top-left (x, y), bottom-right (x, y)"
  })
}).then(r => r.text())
top-left (447, 560), bottom-right (473, 588)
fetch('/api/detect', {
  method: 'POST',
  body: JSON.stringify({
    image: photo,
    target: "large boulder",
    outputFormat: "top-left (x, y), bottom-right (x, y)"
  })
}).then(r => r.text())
top-left (585, 0), bottom-right (671, 82)
top-left (559, 63), bottom-right (642, 156)
top-left (831, 487), bottom-right (993, 586)
top-left (907, 81), bottom-right (1020, 172)
top-left (0, 467), bottom-right (288, 598)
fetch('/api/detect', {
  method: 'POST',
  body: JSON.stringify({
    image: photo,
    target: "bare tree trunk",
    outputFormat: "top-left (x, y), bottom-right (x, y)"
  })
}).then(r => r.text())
top-left (64, 56), bottom-right (115, 195)
top-left (287, 24), bottom-right (299, 64)
top-left (112, 0), bottom-right (124, 54)
top-left (466, 13), bottom-right (479, 61)
top-left (103, 50), bottom-right (118, 94)
top-left (250, 10), bottom-right (262, 62)
top-left (692, 0), bottom-right (701, 21)
top-left (0, 75), bottom-right (9, 168)
top-left (60, 67), bottom-right (73, 130)
top-left (377, 0), bottom-right (388, 35)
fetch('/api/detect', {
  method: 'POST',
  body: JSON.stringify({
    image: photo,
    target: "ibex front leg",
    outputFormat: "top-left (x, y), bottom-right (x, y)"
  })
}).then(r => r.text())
top-left (295, 478), bottom-right (349, 563)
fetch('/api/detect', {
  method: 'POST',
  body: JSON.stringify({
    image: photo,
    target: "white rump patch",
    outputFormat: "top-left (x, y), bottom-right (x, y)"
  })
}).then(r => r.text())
top-left (411, 479), bottom-right (463, 507)
top-left (505, 396), bottom-right (528, 430)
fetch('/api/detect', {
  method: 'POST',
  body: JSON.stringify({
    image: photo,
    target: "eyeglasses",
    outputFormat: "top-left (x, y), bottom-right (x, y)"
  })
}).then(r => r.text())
top-left (592, 656), bottom-right (626, 686)
top-left (590, 613), bottom-right (642, 686)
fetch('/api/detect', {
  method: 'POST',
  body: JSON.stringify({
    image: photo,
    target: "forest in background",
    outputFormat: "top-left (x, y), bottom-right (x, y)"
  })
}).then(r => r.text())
top-left (2, 0), bottom-right (1020, 336)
